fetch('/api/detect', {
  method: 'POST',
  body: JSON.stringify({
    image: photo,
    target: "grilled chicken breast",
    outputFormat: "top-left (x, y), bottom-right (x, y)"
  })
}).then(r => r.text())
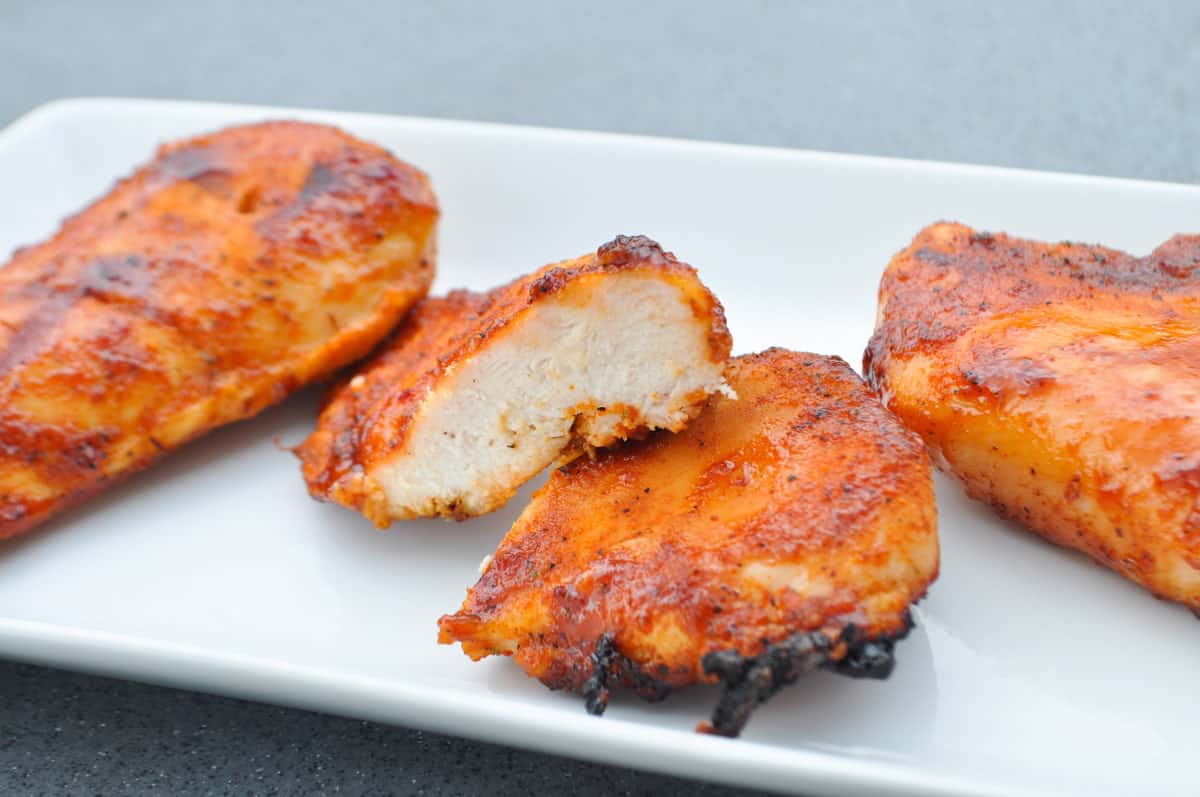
top-left (866, 221), bottom-right (1200, 608)
top-left (0, 121), bottom-right (438, 539)
top-left (298, 235), bottom-right (732, 527)
top-left (439, 349), bottom-right (938, 736)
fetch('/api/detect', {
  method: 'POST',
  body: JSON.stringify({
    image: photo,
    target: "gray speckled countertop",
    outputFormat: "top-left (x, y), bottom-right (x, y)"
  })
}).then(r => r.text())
top-left (2, 1), bottom-right (1197, 794)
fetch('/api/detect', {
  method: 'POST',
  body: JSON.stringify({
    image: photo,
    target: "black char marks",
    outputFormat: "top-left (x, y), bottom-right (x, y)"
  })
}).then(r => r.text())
top-left (698, 612), bottom-right (914, 737)
top-left (581, 633), bottom-right (673, 717)
top-left (579, 613), bottom-right (914, 737)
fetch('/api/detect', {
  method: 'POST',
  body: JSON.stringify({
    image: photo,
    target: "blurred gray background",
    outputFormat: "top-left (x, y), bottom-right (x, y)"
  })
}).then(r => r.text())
top-left (2, 1), bottom-right (1197, 794)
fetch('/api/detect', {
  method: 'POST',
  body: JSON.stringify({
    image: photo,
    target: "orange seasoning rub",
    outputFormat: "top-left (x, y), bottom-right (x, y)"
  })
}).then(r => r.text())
top-left (866, 221), bottom-right (1200, 608)
top-left (440, 349), bottom-right (938, 736)
top-left (0, 121), bottom-right (438, 538)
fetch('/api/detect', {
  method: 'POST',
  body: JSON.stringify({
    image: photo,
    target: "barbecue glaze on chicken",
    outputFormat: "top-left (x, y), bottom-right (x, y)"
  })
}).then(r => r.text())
top-left (866, 221), bottom-right (1200, 608)
top-left (440, 349), bottom-right (938, 735)
top-left (0, 121), bottom-right (438, 539)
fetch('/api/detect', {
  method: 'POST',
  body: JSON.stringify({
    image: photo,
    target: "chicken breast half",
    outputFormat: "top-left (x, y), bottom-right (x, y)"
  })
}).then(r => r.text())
top-left (0, 121), bottom-right (438, 539)
top-left (298, 235), bottom-right (732, 526)
top-left (439, 349), bottom-right (938, 736)
top-left (866, 221), bottom-right (1200, 609)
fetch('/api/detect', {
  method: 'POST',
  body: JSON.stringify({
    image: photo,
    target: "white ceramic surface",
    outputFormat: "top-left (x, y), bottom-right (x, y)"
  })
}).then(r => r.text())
top-left (1, 98), bottom-right (1197, 797)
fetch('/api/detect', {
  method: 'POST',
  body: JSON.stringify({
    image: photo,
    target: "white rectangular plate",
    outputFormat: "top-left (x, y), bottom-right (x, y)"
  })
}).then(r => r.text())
top-left (2, 98), bottom-right (1197, 797)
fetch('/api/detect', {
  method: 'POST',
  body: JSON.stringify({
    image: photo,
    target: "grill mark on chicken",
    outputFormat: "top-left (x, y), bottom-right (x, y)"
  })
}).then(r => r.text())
top-left (156, 144), bottom-right (234, 197)
top-left (0, 254), bottom-right (164, 377)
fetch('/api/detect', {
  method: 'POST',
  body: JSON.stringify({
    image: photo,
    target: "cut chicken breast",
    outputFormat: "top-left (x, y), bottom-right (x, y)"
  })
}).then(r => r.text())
top-left (297, 235), bottom-right (732, 526)
top-left (866, 221), bottom-right (1200, 609)
top-left (0, 121), bottom-right (438, 539)
top-left (439, 349), bottom-right (939, 736)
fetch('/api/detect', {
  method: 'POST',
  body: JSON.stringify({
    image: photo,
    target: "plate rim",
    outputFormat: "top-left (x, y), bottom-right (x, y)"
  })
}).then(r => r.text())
top-left (7, 96), bottom-right (1200, 201)
top-left (0, 615), bottom-right (1002, 797)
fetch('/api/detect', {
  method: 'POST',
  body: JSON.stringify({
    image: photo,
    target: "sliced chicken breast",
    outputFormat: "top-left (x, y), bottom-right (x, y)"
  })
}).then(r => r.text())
top-left (298, 235), bottom-right (732, 526)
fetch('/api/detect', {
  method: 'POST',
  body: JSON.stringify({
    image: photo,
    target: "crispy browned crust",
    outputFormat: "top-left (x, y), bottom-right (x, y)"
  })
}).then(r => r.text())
top-left (0, 121), bottom-right (439, 539)
top-left (866, 221), bottom-right (1200, 607)
top-left (438, 349), bottom-right (938, 733)
top-left (296, 235), bottom-right (732, 525)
